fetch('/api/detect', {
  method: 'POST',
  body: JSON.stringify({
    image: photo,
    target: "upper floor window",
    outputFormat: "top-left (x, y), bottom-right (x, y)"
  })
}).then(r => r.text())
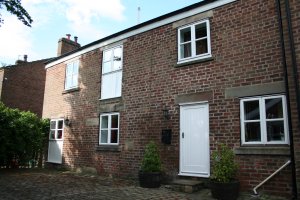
top-left (99, 113), bottom-right (119, 145)
top-left (65, 60), bottom-right (79, 90)
top-left (177, 19), bottom-right (211, 63)
top-left (101, 46), bottom-right (123, 99)
top-left (240, 95), bottom-right (289, 145)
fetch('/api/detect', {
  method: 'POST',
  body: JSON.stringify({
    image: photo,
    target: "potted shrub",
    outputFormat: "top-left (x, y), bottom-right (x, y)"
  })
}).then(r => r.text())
top-left (138, 141), bottom-right (162, 188)
top-left (210, 144), bottom-right (240, 200)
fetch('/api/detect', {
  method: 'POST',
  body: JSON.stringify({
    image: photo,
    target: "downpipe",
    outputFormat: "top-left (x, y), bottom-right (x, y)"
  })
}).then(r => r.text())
top-left (275, 0), bottom-right (298, 198)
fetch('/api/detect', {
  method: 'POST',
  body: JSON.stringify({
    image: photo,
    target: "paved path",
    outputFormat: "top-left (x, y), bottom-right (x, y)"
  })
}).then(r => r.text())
top-left (0, 169), bottom-right (288, 200)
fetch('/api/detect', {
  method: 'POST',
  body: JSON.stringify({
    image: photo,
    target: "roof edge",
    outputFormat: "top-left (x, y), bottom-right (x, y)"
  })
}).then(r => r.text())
top-left (46, 0), bottom-right (237, 68)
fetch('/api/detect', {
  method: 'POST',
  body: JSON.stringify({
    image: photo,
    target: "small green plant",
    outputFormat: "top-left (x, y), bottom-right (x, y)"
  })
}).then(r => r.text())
top-left (141, 141), bottom-right (161, 172)
top-left (211, 144), bottom-right (238, 183)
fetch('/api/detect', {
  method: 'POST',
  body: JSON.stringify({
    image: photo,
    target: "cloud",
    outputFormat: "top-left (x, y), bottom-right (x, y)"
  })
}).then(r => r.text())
top-left (24, 0), bottom-right (126, 42)
top-left (0, 15), bottom-right (36, 64)
top-left (0, 0), bottom-right (126, 64)
top-left (64, 0), bottom-right (125, 23)
top-left (62, 0), bottom-right (126, 42)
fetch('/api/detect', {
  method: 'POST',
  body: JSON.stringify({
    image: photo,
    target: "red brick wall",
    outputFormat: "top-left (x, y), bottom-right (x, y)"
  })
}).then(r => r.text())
top-left (43, 0), bottom-right (294, 197)
top-left (1, 59), bottom-right (47, 117)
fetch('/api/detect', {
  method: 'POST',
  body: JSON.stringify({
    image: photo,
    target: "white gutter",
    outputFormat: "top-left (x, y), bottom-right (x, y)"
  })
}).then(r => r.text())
top-left (45, 0), bottom-right (237, 69)
top-left (253, 160), bottom-right (291, 195)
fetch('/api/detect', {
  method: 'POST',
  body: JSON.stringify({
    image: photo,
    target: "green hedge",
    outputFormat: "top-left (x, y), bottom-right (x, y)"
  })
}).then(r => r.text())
top-left (0, 102), bottom-right (49, 168)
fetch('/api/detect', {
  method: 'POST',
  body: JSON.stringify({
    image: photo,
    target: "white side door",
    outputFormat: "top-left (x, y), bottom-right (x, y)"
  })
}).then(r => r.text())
top-left (179, 103), bottom-right (210, 177)
top-left (48, 119), bottom-right (64, 164)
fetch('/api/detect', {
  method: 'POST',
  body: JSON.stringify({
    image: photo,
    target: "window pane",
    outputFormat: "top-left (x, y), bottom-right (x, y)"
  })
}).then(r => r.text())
top-left (111, 115), bottom-right (119, 128)
top-left (103, 50), bottom-right (112, 62)
top-left (115, 71), bottom-right (122, 97)
top-left (58, 120), bottom-right (63, 129)
top-left (103, 62), bottom-right (111, 74)
top-left (196, 39), bottom-right (208, 55)
top-left (72, 74), bottom-right (78, 87)
top-left (57, 130), bottom-right (63, 139)
top-left (245, 122), bottom-right (261, 142)
top-left (66, 76), bottom-right (72, 89)
top-left (101, 130), bottom-right (108, 143)
top-left (111, 130), bottom-right (118, 143)
top-left (50, 130), bottom-right (55, 139)
top-left (66, 64), bottom-right (73, 75)
top-left (244, 100), bottom-right (260, 120)
top-left (101, 73), bottom-right (114, 99)
top-left (113, 54), bottom-right (122, 71)
top-left (267, 121), bottom-right (284, 141)
top-left (101, 116), bottom-right (108, 128)
top-left (265, 98), bottom-right (283, 119)
top-left (195, 23), bottom-right (207, 39)
top-left (180, 43), bottom-right (191, 59)
top-left (73, 62), bottom-right (79, 75)
top-left (180, 27), bottom-right (191, 43)
top-left (50, 121), bottom-right (56, 129)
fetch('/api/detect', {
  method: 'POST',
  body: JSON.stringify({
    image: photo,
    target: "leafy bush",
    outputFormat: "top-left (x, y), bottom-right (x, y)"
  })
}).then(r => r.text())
top-left (141, 141), bottom-right (161, 172)
top-left (211, 144), bottom-right (239, 183)
top-left (0, 101), bottom-right (49, 168)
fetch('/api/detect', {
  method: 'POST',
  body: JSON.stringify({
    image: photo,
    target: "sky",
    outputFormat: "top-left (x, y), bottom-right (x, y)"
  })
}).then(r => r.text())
top-left (0, 0), bottom-right (202, 65)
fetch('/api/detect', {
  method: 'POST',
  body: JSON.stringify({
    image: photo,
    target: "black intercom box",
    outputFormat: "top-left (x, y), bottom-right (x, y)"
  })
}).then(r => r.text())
top-left (161, 129), bottom-right (172, 144)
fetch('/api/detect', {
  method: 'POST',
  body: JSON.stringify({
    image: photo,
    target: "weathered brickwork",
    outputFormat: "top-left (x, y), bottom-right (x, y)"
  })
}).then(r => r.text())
top-left (0, 59), bottom-right (47, 117)
top-left (42, 0), bottom-right (299, 197)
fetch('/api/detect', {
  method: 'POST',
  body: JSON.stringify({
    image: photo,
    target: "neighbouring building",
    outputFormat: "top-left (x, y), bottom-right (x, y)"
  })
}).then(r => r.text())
top-left (0, 56), bottom-right (48, 117)
top-left (42, 0), bottom-right (300, 198)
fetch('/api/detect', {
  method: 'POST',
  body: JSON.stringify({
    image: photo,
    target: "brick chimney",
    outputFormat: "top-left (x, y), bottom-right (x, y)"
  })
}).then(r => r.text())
top-left (57, 34), bottom-right (81, 56)
top-left (15, 54), bottom-right (28, 64)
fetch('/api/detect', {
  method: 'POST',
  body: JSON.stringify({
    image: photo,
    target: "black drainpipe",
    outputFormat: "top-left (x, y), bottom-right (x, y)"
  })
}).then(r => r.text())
top-left (285, 0), bottom-right (300, 121)
top-left (275, 0), bottom-right (297, 199)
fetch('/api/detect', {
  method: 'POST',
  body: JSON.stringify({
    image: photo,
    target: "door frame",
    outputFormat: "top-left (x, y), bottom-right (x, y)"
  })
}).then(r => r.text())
top-left (47, 118), bottom-right (64, 164)
top-left (179, 101), bottom-right (210, 177)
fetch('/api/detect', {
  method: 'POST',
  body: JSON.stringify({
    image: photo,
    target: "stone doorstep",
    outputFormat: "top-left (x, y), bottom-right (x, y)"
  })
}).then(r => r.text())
top-left (170, 179), bottom-right (204, 193)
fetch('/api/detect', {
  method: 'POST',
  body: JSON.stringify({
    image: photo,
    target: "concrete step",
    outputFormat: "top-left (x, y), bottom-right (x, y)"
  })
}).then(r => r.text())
top-left (170, 179), bottom-right (204, 193)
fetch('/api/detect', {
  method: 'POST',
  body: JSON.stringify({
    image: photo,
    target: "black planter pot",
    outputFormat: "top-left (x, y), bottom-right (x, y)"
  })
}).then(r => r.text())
top-left (210, 180), bottom-right (240, 200)
top-left (138, 171), bottom-right (161, 188)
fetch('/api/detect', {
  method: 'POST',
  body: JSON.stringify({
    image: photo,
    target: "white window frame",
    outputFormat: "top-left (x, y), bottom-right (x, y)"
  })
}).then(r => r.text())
top-left (240, 95), bottom-right (289, 145)
top-left (99, 113), bottom-right (120, 145)
top-left (101, 45), bottom-right (123, 100)
top-left (49, 119), bottom-right (64, 141)
top-left (177, 19), bottom-right (211, 64)
top-left (65, 60), bottom-right (79, 90)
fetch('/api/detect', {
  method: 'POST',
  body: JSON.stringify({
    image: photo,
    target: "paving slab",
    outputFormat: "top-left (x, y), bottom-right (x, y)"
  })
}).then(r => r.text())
top-left (0, 169), bottom-right (289, 200)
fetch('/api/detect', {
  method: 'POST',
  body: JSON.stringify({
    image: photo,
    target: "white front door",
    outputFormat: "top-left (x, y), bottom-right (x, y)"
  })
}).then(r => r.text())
top-left (179, 103), bottom-right (210, 177)
top-left (48, 119), bottom-right (64, 164)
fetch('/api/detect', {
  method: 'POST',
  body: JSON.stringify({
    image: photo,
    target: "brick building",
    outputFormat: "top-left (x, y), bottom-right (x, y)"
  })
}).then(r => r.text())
top-left (0, 56), bottom-right (48, 117)
top-left (43, 0), bottom-right (300, 197)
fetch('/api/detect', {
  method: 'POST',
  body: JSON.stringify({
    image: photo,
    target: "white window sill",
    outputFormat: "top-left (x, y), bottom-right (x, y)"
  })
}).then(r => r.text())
top-left (176, 55), bottom-right (213, 67)
top-left (99, 96), bottom-right (122, 101)
top-left (62, 87), bottom-right (80, 94)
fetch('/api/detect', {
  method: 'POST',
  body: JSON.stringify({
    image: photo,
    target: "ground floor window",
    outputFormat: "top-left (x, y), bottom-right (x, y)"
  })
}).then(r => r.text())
top-left (99, 113), bottom-right (119, 145)
top-left (240, 95), bottom-right (289, 145)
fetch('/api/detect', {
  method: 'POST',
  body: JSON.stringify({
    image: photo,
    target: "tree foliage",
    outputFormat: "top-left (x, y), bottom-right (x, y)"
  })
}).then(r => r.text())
top-left (0, 102), bottom-right (49, 168)
top-left (0, 0), bottom-right (33, 27)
